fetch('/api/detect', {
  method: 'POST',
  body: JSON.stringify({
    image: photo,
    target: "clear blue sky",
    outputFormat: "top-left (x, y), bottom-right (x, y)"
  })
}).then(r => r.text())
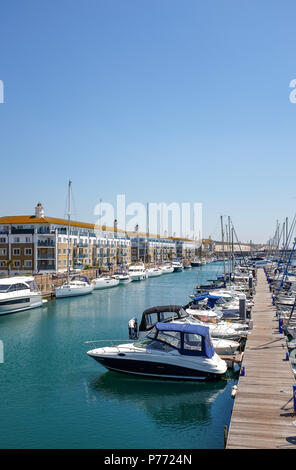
top-left (0, 0), bottom-right (296, 243)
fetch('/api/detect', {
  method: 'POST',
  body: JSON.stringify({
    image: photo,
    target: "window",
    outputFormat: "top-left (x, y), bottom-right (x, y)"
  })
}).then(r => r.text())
top-left (25, 237), bottom-right (31, 243)
top-left (0, 238), bottom-right (6, 243)
top-left (0, 248), bottom-right (6, 256)
top-left (0, 261), bottom-right (6, 267)
top-left (24, 260), bottom-right (32, 268)
top-left (63, 249), bottom-right (66, 255)
top-left (24, 248), bottom-right (32, 256)
top-left (157, 330), bottom-right (181, 349)
top-left (13, 248), bottom-right (20, 256)
top-left (13, 260), bottom-right (21, 267)
top-left (58, 249), bottom-right (61, 255)
top-left (13, 237), bottom-right (20, 243)
top-left (183, 333), bottom-right (203, 353)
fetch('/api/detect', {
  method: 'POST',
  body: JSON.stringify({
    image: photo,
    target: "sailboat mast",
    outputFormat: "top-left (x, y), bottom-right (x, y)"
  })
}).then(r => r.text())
top-left (67, 180), bottom-right (72, 280)
top-left (220, 215), bottom-right (226, 284)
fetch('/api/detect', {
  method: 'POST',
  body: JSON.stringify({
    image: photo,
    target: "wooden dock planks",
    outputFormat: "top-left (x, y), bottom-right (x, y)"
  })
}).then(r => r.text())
top-left (226, 268), bottom-right (296, 449)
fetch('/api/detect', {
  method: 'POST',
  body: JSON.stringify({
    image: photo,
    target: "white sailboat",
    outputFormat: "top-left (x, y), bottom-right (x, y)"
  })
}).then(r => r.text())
top-left (55, 181), bottom-right (94, 299)
top-left (92, 275), bottom-right (120, 289)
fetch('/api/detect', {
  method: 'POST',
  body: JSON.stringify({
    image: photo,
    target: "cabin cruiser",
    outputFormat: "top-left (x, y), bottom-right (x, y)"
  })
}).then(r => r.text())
top-left (160, 263), bottom-right (174, 274)
top-left (171, 259), bottom-right (183, 272)
top-left (0, 276), bottom-right (43, 315)
top-left (147, 266), bottom-right (163, 278)
top-left (87, 321), bottom-right (227, 381)
top-left (128, 305), bottom-right (241, 356)
top-left (112, 269), bottom-right (131, 284)
top-left (55, 276), bottom-right (94, 298)
top-left (92, 276), bottom-right (120, 289)
top-left (128, 263), bottom-right (148, 281)
top-left (191, 258), bottom-right (202, 267)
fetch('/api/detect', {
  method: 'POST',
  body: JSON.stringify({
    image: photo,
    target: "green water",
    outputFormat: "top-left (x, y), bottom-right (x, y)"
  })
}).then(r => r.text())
top-left (0, 263), bottom-right (237, 449)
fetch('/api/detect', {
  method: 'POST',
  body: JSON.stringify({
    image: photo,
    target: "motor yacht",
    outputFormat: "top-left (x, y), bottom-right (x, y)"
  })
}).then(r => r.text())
top-left (112, 269), bottom-right (131, 284)
top-left (87, 321), bottom-right (227, 381)
top-left (128, 263), bottom-right (148, 281)
top-left (0, 276), bottom-right (43, 315)
top-left (171, 259), bottom-right (183, 272)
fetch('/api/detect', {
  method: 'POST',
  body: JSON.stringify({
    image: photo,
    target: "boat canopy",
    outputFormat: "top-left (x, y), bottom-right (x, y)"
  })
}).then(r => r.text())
top-left (155, 322), bottom-right (215, 358)
top-left (139, 305), bottom-right (187, 332)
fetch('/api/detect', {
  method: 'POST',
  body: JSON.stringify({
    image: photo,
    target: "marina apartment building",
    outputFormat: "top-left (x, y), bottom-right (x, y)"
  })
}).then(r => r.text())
top-left (0, 203), bottom-right (200, 275)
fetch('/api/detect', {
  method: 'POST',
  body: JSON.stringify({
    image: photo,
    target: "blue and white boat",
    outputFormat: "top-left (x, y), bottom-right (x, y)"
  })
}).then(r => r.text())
top-left (87, 322), bottom-right (227, 381)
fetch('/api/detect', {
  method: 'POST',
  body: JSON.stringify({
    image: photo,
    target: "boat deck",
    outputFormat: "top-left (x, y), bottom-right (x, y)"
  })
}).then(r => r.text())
top-left (226, 268), bottom-right (296, 449)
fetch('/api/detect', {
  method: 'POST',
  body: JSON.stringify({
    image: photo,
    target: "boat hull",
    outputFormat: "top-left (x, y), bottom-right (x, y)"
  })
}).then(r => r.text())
top-left (91, 356), bottom-right (224, 381)
top-left (0, 294), bottom-right (43, 315)
top-left (93, 279), bottom-right (119, 289)
top-left (55, 286), bottom-right (94, 298)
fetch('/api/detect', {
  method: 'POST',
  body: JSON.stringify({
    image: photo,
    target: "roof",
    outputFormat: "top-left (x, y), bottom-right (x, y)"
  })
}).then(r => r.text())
top-left (0, 215), bottom-right (96, 230)
top-left (156, 321), bottom-right (210, 337)
top-left (0, 215), bottom-right (201, 242)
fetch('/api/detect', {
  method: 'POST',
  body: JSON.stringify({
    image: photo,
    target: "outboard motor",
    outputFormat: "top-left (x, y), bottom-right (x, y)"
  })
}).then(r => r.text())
top-left (128, 317), bottom-right (138, 340)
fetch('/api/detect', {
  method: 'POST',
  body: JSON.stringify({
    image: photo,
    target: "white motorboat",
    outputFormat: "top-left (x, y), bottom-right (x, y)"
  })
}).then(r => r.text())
top-left (172, 259), bottom-right (183, 272)
top-left (0, 276), bottom-right (43, 315)
top-left (92, 276), bottom-right (120, 289)
top-left (112, 269), bottom-right (131, 284)
top-left (128, 263), bottom-right (148, 281)
top-left (55, 277), bottom-right (94, 298)
top-left (160, 263), bottom-right (174, 274)
top-left (147, 267), bottom-right (163, 278)
top-left (87, 321), bottom-right (227, 381)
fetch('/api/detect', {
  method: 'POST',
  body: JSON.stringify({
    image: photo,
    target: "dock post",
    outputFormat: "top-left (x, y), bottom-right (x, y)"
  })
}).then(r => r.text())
top-left (239, 294), bottom-right (246, 322)
top-left (224, 425), bottom-right (228, 448)
top-left (293, 385), bottom-right (296, 415)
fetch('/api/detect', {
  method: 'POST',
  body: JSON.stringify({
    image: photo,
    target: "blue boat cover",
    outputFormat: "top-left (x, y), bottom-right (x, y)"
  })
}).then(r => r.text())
top-left (156, 322), bottom-right (214, 358)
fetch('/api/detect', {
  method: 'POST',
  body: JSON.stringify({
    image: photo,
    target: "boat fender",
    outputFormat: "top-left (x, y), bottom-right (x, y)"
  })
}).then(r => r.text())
top-left (231, 385), bottom-right (237, 398)
top-left (128, 317), bottom-right (138, 340)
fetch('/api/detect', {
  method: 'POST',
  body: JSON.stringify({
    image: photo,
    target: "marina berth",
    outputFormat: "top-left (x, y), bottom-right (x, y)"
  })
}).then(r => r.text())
top-left (87, 321), bottom-right (228, 381)
top-left (0, 276), bottom-right (43, 315)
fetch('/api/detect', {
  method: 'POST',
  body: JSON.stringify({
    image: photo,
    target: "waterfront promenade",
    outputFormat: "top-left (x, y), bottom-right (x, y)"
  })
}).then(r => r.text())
top-left (226, 268), bottom-right (296, 449)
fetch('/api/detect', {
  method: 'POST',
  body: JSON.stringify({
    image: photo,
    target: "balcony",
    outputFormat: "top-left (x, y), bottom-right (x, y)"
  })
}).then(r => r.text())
top-left (38, 240), bottom-right (55, 247)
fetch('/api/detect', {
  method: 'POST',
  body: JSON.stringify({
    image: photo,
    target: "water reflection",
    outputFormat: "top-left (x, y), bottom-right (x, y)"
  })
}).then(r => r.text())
top-left (88, 372), bottom-right (228, 428)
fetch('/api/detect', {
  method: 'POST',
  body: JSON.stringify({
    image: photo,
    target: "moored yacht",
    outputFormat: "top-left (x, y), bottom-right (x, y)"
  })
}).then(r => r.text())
top-left (171, 259), bottom-right (183, 272)
top-left (147, 266), bottom-right (163, 278)
top-left (92, 276), bottom-right (119, 289)
top-left (160, 263), bottom-right (174, 274)
top-left (55, 276), bottom-right (94, 298)
top-left (87, 322), bottom-right (227, 381)
top-left (112, 269), bottom-right (131, 284)
top-left (0, 276), bottom-right (43, 315)
top-left (128, 263), bottom-right (148, 281)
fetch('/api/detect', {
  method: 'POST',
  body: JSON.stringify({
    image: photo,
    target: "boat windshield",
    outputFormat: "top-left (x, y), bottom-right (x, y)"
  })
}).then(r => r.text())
top-left (134, 327), bottom-right (181, 352)
top-left (0, 284), bottom-right (10, 293)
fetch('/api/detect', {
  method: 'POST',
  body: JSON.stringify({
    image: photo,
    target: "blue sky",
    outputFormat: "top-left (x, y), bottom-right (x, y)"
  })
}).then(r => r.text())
top-left (0, 0), bottom-right (296, 242)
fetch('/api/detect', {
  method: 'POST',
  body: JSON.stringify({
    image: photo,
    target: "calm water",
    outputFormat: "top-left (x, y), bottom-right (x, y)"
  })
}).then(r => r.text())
top-left (0, 262), bottom-right (237, 449)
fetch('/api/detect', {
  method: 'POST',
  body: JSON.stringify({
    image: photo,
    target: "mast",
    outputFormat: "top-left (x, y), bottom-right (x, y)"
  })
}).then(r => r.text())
top-left (67, 180), bottom-right (72, 281)
top-left (220, 216), bottom-right (226, 285)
